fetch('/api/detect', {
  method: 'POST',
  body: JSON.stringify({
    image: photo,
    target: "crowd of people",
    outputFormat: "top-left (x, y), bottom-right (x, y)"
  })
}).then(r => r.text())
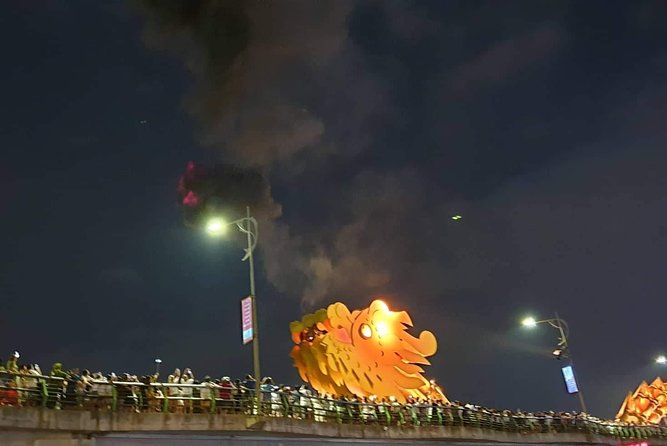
top-left (1, 351), bottom-right (665, 439)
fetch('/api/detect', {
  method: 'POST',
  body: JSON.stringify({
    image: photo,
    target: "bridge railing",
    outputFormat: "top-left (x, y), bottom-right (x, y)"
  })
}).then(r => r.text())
top-left (1, 371), bottom-right (664, 440)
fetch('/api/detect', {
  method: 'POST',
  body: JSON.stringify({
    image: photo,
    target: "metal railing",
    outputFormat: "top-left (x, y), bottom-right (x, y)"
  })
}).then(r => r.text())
top-left (0, 371), bottom-right (664, 440)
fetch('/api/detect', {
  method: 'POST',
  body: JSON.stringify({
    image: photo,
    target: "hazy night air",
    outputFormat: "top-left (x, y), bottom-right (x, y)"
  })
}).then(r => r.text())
top-left (1, 0), bottom-right (666, 419)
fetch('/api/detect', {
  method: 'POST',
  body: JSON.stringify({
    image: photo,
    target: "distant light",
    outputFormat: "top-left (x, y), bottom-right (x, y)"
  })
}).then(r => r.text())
top-left (521, 316), bottom-right (538, 328)
top-left (451, 215), bottom-right (462, 220)
top-left (206, 217), bottom-right (227, 236)
top-left (154, 358), bottom-right (162, 364)
top-left (656, 355), bottom-right (667, 365)
top-left (552, 348), bottom-right (563, 359)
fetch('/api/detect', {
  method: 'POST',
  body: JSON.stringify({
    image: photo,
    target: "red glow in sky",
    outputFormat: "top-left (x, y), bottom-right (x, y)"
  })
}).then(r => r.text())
top-left (182, 190), bottom-right (199, 207)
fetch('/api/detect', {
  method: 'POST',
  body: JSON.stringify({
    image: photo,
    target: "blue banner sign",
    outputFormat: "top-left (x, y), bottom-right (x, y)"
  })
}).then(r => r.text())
top-left (561, 365), bottom-right (579, 394)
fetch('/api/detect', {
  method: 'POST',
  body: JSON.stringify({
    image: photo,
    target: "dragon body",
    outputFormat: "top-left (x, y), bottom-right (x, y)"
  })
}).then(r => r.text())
top-left (616, 377), bottom-right (667, 425)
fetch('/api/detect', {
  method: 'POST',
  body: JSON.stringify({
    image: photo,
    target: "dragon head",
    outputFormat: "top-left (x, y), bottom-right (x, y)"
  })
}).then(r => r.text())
top-left (290, 299), bottom-right (447, 403)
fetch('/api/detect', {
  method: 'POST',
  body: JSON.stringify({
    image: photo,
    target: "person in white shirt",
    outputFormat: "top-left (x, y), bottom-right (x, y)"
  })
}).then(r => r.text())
top-left (199, 376), bottom-right (216, 413)
top-left (180, 369), bottom-right (194, 414)
top-left (167, 369), bottom-right (182, 413)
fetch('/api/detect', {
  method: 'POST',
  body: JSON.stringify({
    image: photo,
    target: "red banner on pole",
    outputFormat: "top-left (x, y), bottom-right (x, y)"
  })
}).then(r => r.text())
top-left (241, 296), bottom-right (254, 344)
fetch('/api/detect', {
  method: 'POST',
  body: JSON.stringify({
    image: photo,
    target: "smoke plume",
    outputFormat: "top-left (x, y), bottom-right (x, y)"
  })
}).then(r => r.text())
top-left (139, 0), bottom-right (398, 307)
top-left (139, 0), bottom-right (385, 169)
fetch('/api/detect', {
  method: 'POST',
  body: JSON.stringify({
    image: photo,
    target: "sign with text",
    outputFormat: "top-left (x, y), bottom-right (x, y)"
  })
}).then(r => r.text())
top-left (241, 296), bottom-right (254, 344)
top-left (561, 365), bottom-right (579, 394)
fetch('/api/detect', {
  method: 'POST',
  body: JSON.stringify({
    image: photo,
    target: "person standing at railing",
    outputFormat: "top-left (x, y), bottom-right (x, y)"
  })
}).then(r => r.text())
top-left (242, 374), bottom-right (256, 414)
top-left (63, 368), bottom-right (79, 408)
top-left (298, 384), bottom-right (314, 420)
top-left (20, 364), bottom-right (39, 407)
top-left (93, 375), bottom-right (112, 410)
top-left (311, 391), bottom-right (325, 422)
top-left (6, 352), bottom-right (19, 373)
top-left (277, 385), bottom-right (290, 417)
top-left (1, 379), bottom-right (19, 406)
top-left (5, 351), bottom-right (21, 400)
top-left (231, 379), bottom-right (242, 413)
top-left (199, 376), bottom-right (215, 413)
top-left (290, 386), bottom-right (302, 418)
top-left (217, 377), bottom-right (234, 414)
top-left (115, 374), bottom-right (136, 413)
top-left (260, 377), bottom-right (280, 416)
top-left (75, 370), bottom-right (92, 408)
top-left (149, 383), bottom-right (164, 413)
top-left (48, 362), bottom-right (67, 409)
top-left (181, 369), bottom-right (194, 414)
top-left (167, 368), bottom-right (181, 413)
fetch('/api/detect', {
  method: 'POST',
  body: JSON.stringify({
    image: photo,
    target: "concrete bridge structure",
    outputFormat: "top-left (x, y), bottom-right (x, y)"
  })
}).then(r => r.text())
top-left (1, 407), bottom-right (663, 446)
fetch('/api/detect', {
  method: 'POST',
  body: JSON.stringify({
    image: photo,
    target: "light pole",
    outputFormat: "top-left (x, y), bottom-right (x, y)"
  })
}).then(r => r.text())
top-left (154, 358), bottom-right (162, 376)
top-left (521, 313), bottom-right (588, 413)
top-left (205, 206), bottom-right (261, 409)
top-left (656, 354), bottom-right (667, 365)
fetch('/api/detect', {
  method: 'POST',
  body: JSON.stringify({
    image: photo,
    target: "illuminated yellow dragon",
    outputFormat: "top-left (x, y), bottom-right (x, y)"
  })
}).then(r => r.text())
top-left (290, 299), bottom-right (447, 403)
top-left (616, 377), bottom-right (667, 425)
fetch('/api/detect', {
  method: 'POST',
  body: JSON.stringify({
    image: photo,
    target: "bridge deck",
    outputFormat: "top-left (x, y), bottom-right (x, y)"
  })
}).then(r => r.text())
top-left (2, 407), bottom-right (664, 446)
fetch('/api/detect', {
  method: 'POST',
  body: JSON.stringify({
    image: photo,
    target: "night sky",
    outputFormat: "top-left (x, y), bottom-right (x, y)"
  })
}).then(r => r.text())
top-left (1, 1), bottom-right (666, 418)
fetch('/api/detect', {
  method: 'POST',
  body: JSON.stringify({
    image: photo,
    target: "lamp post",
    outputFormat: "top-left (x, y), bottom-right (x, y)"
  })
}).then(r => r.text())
top-left (521, 313), bottom-right (588, 414)
top-left (656, 355), bottom-right (667, 365)
top-left (205, 206), bottom-right (261, 409)
top-left (154, 358), bottom-right (162, 376)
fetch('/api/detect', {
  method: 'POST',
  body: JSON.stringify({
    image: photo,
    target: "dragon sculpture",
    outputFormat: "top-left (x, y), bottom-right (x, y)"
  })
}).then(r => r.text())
top-left (616, 377), bottom-right (667, 425)
top-left (290, 299), bottom-right (447, 403)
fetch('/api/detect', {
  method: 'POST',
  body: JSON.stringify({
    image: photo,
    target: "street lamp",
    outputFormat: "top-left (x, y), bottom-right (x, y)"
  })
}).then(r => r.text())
top-left (521, 313), bottom-right (588, 413)
top-left (205, 218), bottom-right (228, 236)
top-left (205, 206), bottom-right (261, 409)
top-left (656, 355), bottom-right (667, 365)
top-left (154, 358), bottom-right (162, 376)
top-left (521, 316), bottom-right (538, 328)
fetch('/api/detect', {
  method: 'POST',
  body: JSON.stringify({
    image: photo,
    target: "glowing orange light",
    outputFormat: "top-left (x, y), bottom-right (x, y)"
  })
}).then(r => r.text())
top-left (375, 299), bottom-right (389, 312)
top-left (375, 320), bottom-right (389, 337)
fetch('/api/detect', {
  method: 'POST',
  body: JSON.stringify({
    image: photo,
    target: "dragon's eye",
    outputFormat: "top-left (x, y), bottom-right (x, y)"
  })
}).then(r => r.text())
top-left (359, 323), bottom-right (372, 339)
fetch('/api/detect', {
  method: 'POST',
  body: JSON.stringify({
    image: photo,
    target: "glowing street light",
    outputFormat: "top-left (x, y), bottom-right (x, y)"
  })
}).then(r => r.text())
top-left (205, 217), bottom-right (228, 236)
top-left (521, 316), bottom-right (538, 328)
top-left (520, 313), bottom-right (587, 414)
top-left (656, 355), bottom-right (667, 365)
top-left (154, 358), bottom-right (162, 376)
top-left (205, 207), bottom-right (261, 409)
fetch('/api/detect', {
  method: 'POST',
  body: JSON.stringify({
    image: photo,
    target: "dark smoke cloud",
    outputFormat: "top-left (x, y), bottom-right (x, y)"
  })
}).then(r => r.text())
top-left (177, 161), bottom-right (281, 227)
top-left (141, 1), bottom-right (650, 319)
top-left (139, 0), bottom-right (385, 170)
top-left (138, 0), bottom-right (568, 309)
top-left (139, 0), bottom-right (396, 307)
